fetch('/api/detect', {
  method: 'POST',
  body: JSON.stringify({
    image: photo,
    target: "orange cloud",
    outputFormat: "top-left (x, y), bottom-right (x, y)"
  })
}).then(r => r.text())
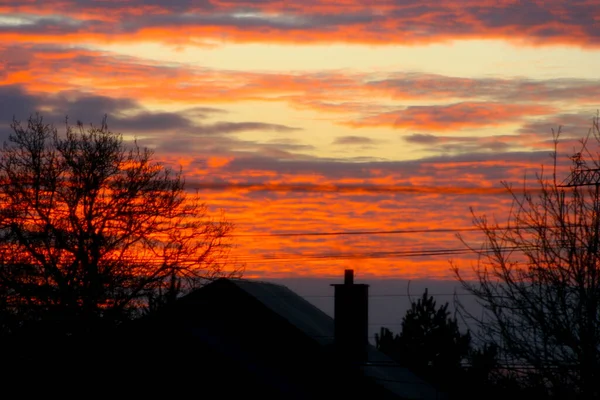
top-left (159, 151), bottom-right (569, 279)
top-left (1, 7), bottom-right (596, 282)
top-left (1, 45), bottom-right (594, 134)
top-left (207, 156), bottom-right (234, 169)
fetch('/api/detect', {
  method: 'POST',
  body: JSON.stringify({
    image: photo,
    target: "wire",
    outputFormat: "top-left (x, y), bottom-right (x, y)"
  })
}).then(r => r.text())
top-left (185, 181), bottom-right (509, 196)
top-left (105, 243), bottom-right (535, 264)
top-left (231, 223), bottom-right (583, 238)
top-left (299, 293), bottom-right (477, 298)
top-left (232, 226), bottom-right (484, 237)
top-left (230, 244), bottom-right (535, 263)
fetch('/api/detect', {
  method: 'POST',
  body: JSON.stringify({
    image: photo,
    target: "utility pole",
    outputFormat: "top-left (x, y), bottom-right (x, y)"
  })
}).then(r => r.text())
top-left (558, 152), bottom-right (600, 187)
top-left (558, 167), bottom-right (600, 187)
top-left (557, 156), bottom-right (600, 399)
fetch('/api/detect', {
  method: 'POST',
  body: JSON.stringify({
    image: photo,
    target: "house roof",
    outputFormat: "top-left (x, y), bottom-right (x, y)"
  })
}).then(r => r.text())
top-left (227, 279), bottom-right (334, 346)
top-left (124, 277), bottom-right (442, 399)
top-left (222, 278), bottom-right (443, 400)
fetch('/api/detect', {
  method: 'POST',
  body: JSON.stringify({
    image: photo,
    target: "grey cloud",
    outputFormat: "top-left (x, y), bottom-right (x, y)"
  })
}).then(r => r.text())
top-left (0, 16), bottom-right (102, 36)
top-left (3, 91), bottom-right (195, 133)
top-left (0, 86), bottom-right (302, 156)
top-left (142, 11), bottom-right (379, 30)
top-left (194, 122), bottom-right (301, 135)
top-left (147, 131), bottom-right (313, 162)
top-left (110, 112), bottom-right (195, 132)
top-left (121, 0), bottom-right (214, 11)
top-left (0, 85), bottom-right (42, 123)
top-left (3, 1), bottom-right (600, 45)
top-left (2, 9), bottom-right (382, 36)
top-left (437, 140), bottom-right (511, 154)
top-left (333, 136), bottom-right (375, 145)
top-left (517, 113), bottom-right (597, 137)
top-left (404, 133), bottom-right (512, 154)
top-left (123, 106), bottom-right (229, 129)
top-left (253, 145), bottom-right (314, 160)
top-left (387, 1), bottom-right (600, 42)
top-left (263, 138), bottom-right (315, 151)
top-left (8, 0), bottom-right (214, 14)
top-left (220, 150), bottom-right (551, 180)
top-left (367, 75), bottom-right (505, 100)
top-left (49, 93), bottom-right (138, 122)
top-left (403, 133), bottom-right (438, 145)
top-left (183, 107), bottom-right (228, 117)
top-left (467, 2), bottom-right (555, 29)
top-left (0, 85), bottom-right (45, 141)
top-left (368, 74), bottom-right (600, 103)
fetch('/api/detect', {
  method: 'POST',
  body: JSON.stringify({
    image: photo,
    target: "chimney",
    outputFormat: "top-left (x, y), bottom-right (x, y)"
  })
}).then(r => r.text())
top-left (330, 269), bottom-right (369, 364)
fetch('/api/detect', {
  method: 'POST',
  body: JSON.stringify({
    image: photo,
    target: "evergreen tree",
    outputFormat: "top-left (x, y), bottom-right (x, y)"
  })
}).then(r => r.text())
top-left (376, 289), bottom-right (471, 393)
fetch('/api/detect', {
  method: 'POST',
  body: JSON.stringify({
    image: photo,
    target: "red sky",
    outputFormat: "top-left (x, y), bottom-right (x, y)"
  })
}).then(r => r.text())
top-left (2, 0), bottom-right (599, 279)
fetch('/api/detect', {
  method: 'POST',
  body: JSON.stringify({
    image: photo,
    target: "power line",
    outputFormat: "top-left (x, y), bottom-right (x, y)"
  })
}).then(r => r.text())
top-left (77, 245), bottom-right (485, 265)
top-left (230, 244), bottom-right (534, 263)
top-left (232, 226), bottom-right (484, 237)
top-left (231, 223), bottom-right (585, 238)
top-left (298, 293), bottom-right (476, 298)
top-left (185, 181), bottom-right (509, 196)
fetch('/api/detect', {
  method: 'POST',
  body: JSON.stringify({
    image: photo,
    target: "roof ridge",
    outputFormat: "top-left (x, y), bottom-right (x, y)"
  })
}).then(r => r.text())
top-left (226, 277), bottom-right (291, 289)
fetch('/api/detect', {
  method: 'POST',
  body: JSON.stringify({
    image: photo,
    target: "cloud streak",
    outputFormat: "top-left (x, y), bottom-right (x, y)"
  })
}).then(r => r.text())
top-left (2, 1), bottom-right (600, 47)
top-left (332, 136), bottom-right (375, 145)
top-left (348, 102), bottom-right (556, 131)
top-left (2, 45), bottom-right (596, 142)
top-left (0, 86), bottom-right (303, 158)
top-left (185, 181), bottom-right (508, 196)
top-left (175, 150), bottom-right (563, 278)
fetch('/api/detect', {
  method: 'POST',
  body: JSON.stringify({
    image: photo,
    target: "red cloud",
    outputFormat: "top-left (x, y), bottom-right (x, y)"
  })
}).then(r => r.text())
top-left (155, 150), bottom-right (569, 279)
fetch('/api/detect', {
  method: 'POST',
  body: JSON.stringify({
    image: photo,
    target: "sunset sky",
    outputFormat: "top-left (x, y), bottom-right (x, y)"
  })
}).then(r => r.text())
top-left (2, 0), bottom-right (600, 280)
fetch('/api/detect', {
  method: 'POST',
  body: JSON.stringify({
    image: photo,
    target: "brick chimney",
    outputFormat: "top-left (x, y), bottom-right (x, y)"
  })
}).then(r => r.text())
top-left (331, 269), bottom-right (369, 363)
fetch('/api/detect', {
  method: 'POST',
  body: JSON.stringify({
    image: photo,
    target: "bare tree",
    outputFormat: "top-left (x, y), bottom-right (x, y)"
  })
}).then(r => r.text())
top-left (0, 114), bottom-right (241, 333)
top-left (452, 115), bottom-right (600, 399)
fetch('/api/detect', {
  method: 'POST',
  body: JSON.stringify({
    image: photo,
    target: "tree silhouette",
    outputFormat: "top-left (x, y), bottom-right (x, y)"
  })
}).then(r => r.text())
top-left (453, 115), bottom-right (600, 399)
top-left (376, 288), bottom-right (471, 392)
top-left (0, 114), bottom-right (242, 335)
